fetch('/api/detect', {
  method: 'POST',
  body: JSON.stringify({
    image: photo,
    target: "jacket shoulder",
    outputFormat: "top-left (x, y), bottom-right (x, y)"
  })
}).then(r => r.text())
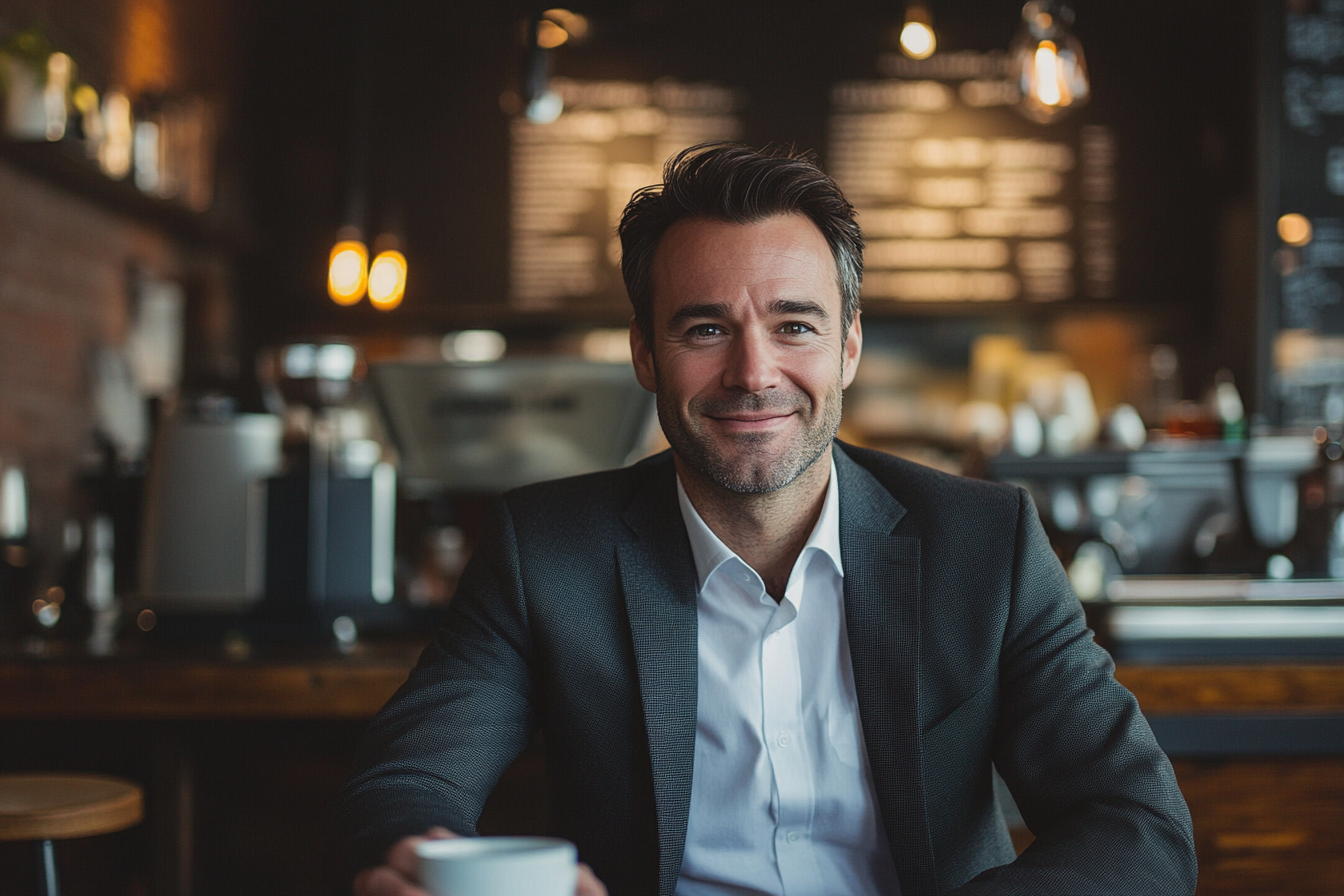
top-left (499, 451), bottom-right (672, 535)
top-left (836, 441), bottom-right (1022, 526)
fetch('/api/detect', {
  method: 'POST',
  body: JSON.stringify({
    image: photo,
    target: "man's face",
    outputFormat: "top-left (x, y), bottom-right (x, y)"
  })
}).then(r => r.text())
top-left (630, 213), bottom-right (862, 494)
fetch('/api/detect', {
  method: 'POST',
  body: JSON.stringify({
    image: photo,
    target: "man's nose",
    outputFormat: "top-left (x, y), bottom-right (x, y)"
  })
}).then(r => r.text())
top-left (722, 328), bottom-right (780, 393)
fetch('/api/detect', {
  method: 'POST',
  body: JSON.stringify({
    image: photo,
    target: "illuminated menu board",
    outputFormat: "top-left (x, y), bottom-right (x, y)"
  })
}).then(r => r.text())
top-left (827, 52), bottom-right (1116, 305)
top-left (1274, 4), bottom-right (1344, 334)
top-left (1265, 2), bottom-right (1344, 425)
top-left (510, 77), bottom-right (742, 310)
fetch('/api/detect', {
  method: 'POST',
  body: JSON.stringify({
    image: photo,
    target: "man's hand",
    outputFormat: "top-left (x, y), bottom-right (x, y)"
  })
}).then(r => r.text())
top-left (351, 827), bottom-right (608, 896)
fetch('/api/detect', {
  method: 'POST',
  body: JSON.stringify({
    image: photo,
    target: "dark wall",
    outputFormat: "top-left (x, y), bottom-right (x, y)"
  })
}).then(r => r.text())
top-left (233, 0), bottom-right (1259, 398)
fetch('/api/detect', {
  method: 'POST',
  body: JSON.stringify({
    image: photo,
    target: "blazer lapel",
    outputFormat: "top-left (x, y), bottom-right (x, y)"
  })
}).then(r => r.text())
top-left (618, 460), bottom-right (699, 896)
top-left (835, 447), bottom-right (937, 894)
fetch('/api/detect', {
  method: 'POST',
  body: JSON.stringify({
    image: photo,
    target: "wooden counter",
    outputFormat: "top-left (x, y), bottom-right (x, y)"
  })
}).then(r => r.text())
top-left (0, 647), bottom-right (421, 720)
top-left (0, 644), bottom-right (1341, 896)
top-left (2, 642), bottom-right (1342, 719)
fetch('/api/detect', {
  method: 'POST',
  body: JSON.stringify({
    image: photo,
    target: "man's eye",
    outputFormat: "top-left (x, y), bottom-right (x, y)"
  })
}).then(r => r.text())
top-left (779, 322), bottom-right (814, 335)
top-left (687, 324), bottom-right (725, 338)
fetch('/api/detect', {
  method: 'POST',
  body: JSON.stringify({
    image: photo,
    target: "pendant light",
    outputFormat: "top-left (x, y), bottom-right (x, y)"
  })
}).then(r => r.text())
top-left (1009, 1), bottom-right (1090, 124)
top-left (899, 4), bottom-right (937, 60)
top-left (328, 1), bottom-right (373, 306)
top-left (328, 227), bottom-right (369, 306)
top-left (368, 235), bottom-right (407, 311)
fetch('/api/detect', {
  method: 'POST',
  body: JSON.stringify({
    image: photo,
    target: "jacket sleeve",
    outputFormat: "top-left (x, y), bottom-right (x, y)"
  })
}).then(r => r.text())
top-left (333, 498), bottom-right (536, 877)
top-left (948, 488), bottom-right (1197, 895)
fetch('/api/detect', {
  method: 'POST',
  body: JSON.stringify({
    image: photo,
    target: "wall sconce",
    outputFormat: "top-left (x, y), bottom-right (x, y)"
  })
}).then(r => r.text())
top-left (1009, 1), bottom-right (1090, 124)
top-left (899, 4), bottom-right (937, 60)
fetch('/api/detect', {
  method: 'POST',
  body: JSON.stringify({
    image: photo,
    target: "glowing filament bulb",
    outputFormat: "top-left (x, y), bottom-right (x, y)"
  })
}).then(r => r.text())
top-left (368, 250), bottom-right (407, 310)
top-left (328, 240), bottom-right (369, 305)
top-left (900, 22), bottom-right (936, 59)
top-left (1034, 41), bottom-right (1062, 106)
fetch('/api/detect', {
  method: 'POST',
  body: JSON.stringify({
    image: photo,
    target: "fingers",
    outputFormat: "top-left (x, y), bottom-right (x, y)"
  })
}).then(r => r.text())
top-left (575, 862), bottom-right (609, 896)
top-left (359, 831), bottom-right (601, 896)
top-left (352, 865), bottom-right (432, 896)
top-left (385, 828), bottom-right (458, 879)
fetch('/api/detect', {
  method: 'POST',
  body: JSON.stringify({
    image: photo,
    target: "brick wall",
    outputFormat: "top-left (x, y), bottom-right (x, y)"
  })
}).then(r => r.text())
top-left (0, 158), bottom-right (186, 549)
top-left (0, 0), bottom-right (243, 555)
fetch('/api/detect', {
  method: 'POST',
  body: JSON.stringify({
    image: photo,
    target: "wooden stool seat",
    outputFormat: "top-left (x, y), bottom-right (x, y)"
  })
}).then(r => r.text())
top-left (0, 773), bottom-right (143, 841)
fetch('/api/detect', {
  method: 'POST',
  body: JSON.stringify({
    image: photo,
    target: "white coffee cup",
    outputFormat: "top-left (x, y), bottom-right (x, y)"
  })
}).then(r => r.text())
top-left (416, 836), bottom-right (578, 896)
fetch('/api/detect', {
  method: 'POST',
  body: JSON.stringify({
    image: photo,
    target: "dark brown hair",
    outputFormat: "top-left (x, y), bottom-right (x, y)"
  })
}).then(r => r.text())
top-left (618, 142), bottom-right (864, 343)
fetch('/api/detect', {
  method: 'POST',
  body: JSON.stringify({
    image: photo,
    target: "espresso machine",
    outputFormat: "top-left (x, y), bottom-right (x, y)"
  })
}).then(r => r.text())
top-left (139, 341), bottom-right (397, 639)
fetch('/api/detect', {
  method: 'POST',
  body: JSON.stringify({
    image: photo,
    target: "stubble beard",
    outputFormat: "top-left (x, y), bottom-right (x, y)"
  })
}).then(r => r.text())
top-left (656, 372), bottom-right (844, 495)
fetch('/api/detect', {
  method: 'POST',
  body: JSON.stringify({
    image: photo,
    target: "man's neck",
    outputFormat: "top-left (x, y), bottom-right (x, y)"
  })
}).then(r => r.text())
top-left (676, 449), bottom-right (832, 601)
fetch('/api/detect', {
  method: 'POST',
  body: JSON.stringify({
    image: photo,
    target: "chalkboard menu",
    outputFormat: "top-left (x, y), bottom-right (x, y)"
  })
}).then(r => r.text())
top-left (1267, 1), bottom-right (1344, 426)
top-left (827, 52), bottom-right (1116, 306)
top-left (509, 77), bottom-right (742, 310)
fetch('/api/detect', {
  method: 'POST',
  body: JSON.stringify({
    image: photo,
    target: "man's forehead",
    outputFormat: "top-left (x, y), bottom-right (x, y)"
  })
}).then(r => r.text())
top-left (649, 214), bottom-right (839, 303)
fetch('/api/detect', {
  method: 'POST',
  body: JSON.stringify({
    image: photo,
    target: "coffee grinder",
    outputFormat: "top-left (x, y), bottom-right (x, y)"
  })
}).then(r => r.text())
top-left (257, 341), bottom-right (397, 634)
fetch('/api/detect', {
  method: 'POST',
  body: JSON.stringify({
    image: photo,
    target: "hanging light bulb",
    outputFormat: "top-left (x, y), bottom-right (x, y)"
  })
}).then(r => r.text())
top-left (899, 4), bottom-right (937, 60)
top-left (1009, 1), bottom-right (1090, 124)
top-left (521, 13), bottom-right (565, 124)
top-left (368, 239), bottom-right (407, 311)
top-left (328, 227), bottom-right (369, 305)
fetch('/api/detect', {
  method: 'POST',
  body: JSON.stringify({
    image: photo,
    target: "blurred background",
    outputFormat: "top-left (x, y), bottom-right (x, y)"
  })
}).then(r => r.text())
top-left (0, 0), bottom-right (1341, 894)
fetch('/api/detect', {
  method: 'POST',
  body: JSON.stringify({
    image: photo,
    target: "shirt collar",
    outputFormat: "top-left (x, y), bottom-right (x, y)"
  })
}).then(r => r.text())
top-left (676, 450), bottom-right (844, 592)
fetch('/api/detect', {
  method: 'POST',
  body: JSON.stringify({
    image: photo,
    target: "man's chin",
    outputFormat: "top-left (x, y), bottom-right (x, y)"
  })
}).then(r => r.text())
top-left (693, 448), bottom-right (820, 495)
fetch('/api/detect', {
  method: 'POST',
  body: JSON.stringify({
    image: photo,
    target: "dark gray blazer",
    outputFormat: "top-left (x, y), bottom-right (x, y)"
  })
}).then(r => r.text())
top-left (336, 443), bottom-right (1196, 895)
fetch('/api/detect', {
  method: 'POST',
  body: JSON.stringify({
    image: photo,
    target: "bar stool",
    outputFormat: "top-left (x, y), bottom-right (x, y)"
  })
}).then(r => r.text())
top-left (0, 773), bottom-right (143, 896)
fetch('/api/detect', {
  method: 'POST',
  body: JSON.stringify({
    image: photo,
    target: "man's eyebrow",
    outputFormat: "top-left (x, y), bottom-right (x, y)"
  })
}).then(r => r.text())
top-left (667, 302), bottom-right (731, 327)
top-left (665, 299), bottom-right (831, 328)
top-left (770, 299), bottom-right (830, 320)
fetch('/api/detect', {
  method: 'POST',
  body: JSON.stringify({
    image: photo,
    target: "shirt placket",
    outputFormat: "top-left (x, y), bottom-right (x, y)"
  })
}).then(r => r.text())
top-left (760, 578), bottom-right (816, 894)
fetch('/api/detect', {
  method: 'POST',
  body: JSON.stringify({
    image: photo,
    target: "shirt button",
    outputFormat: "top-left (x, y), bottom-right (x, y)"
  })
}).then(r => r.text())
top-left (777, 733), bottom-right (792, 747)
top-left (787, 831), bottom-right (801, 843)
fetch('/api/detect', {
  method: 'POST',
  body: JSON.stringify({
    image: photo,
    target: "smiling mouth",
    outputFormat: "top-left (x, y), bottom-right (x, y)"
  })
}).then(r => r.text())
top-left (706, 412), bottom-right (794, 430)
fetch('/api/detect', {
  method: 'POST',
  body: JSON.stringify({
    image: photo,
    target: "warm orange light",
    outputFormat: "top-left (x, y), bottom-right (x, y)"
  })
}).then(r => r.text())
top-left (536, 18), bottom-right (569, 48)
top-left (368, 250), bottom-right (407, 310)
top-left (1010, 3), bottom-right (1090, 124)
top-left (900, 22), bottom-right (936, 59)
top-left (1034, 41), bottom-right (1063, 106)
top-left (544, 9), bottom-right (588, 39)
top-left (1278, 213), bottom-right (1313, 247)
top-left (328, 240), bottom-right (369, 305)
top-left (899, 5), bottom-right (936, 60)
top-left (119, 0), bottom-right (176, 95)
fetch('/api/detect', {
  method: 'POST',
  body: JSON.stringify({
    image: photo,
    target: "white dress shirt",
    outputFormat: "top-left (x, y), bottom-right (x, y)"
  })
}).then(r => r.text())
top-left (674, 457), bottom-right (902, 896)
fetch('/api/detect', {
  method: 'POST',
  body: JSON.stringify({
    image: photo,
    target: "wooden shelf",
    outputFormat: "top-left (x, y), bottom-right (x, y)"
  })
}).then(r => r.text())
top-left (0, 137), bottom-right (239, 245)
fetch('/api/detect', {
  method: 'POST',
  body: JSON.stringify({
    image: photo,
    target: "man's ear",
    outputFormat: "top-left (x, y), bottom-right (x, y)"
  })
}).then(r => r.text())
top-left (841, 311), bottom-right (863, 389)
top-left (630, 318), bottom-right (658, 393)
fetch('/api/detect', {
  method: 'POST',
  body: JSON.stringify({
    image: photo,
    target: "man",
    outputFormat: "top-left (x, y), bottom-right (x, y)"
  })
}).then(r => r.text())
top-left (338, 144), bottom-right (1197, 896)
